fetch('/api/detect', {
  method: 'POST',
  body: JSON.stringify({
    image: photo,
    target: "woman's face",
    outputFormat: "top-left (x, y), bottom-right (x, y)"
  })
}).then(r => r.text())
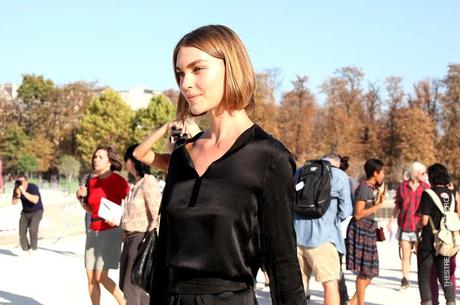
top-left (125, 158), bottom-right (135, 175)
top-left (175, 46), bottom-right (225, 116)
top-left (93, 149), bottom-right (111, 173)
top-left (375, 168), bottom-right (385, 185)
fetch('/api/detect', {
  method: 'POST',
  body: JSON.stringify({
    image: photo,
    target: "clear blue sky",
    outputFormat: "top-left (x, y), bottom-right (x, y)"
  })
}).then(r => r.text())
top-left (1, 0), bottom-right (459, 99)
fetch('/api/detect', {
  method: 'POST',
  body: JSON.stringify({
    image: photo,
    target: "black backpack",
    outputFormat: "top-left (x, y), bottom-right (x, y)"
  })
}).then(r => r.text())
top-left (294, 159), bottom-right (333, 219)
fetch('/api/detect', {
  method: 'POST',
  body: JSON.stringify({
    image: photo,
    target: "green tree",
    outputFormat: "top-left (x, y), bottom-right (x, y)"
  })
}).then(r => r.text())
top-left (131, 95), bottom-right (175, 151)
top-left (17, 155), bottom-right (38, 175)
top-left (0, 123), bottom-right (29, 172)
top-left (58, 155), bottom-right (81, 182)
top-left (76, 89), bottom-right (135, 169)
top-left (16, 74), bottom-right (55, 136)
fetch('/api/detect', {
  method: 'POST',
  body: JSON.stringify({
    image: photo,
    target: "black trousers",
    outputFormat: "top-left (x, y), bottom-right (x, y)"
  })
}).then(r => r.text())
top-left (19, 209), bottom-right (43, 251)
top-left (120, 232), bottom-right (150, 305)
top-left (169, 288), bottom-right (256, 305)
top-left (417, 249), bottom-right (456, 303)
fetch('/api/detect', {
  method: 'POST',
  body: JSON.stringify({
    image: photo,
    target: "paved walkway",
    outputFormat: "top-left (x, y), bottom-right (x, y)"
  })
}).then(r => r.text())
top-left (0, 233), bottom-right (458, 305)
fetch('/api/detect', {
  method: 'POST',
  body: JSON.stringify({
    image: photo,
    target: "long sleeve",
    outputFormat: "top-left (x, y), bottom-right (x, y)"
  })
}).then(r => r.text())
top-left (142, 175), bottom-right (162, 230)
top-left (338, 173), bottom-right (353, 221)
top-left (259, 151), bottom-right (306, 305)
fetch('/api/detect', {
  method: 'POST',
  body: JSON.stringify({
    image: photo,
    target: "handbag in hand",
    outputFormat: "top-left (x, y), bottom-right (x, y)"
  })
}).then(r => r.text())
top-left (131, 228), bottom-right (158, 291)
top-left (375, 226), bottom-right (386, 242)
top-left (375, 216), bottom-right (385, 242)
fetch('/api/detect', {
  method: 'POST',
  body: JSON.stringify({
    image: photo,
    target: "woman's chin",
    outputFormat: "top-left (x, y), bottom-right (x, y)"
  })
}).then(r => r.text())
top-left (189, 108), bottom-right (208, 117)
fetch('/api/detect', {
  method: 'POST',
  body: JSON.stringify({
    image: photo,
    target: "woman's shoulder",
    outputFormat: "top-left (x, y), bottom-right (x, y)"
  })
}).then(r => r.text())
top-left (250, 125), bottom-right (296, 172)
top-left (109, 172), bottom-right (128, 185)
top-left (142, 174), bottom-right (160, 188)
top-left (356, 183), bottom-right (373, 195)
top-left (252, 125), bottom-right (291, 158)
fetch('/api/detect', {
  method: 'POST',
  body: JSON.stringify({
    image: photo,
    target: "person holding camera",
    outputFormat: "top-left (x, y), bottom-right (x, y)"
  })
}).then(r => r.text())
top-left (11, 174), bottom-right (43, 254)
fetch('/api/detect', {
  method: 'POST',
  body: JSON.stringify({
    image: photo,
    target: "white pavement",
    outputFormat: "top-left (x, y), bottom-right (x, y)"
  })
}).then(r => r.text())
top-left (0, 234), bottom-right (459, 305)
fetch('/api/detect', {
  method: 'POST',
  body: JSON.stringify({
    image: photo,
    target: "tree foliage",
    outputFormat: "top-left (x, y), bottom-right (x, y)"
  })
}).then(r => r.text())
top-left (76, 89), bottom-right (135, 169)
top-left (58, 155), bottom-right (81, 181)
top-left (278, 75), bottom-right (317, 160)
top-left (3, 64), bottom-right (460, 182)
top-left (131, 94), bottom-right (175, 151)
top-left (17, 155), bottom-right (38, 175)
top-left (250, 71), bottom-right (281, 139)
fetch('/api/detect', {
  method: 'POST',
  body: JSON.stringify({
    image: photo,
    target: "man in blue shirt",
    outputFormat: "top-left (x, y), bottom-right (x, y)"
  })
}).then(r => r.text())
top-left (294, 153), bottom-right (353, 305)
top-left (12, 174), bottom-right (44, 254)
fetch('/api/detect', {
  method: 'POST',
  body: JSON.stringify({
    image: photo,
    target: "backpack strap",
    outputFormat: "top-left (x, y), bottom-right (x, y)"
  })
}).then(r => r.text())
top-left (428, 217), bottom-right (438, 234)
top-left (425, 189), bottom-right (447, 214)
top-left (449, 194), bottom-right (456, 213)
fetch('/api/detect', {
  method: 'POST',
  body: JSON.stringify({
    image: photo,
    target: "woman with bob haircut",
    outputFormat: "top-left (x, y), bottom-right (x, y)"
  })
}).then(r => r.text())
top-left (416, 163), bottom-right (458, 305)
top-left (346, 159), bottom-right (385, 305)
top-left (76, 145), bottom-right (130, 305)
top-left (149, 25), bottom-right (306, 305)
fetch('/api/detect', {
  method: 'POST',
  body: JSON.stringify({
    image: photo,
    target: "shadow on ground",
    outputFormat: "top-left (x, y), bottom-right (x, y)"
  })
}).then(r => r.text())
top-left (0, 249), bottom-right (18, 257)
top-left (0, 290), bottom-right (44, 305)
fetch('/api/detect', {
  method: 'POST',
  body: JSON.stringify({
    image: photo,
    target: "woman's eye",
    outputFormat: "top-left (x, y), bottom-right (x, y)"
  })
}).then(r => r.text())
top-left (193, 67), bottom-right (205, 73)
top-left (176, 71), bottom-right (184, 78)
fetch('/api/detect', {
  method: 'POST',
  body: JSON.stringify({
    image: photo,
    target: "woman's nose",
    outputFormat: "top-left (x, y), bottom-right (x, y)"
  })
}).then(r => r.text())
top-left (180, 73), bottom-right (193, 92)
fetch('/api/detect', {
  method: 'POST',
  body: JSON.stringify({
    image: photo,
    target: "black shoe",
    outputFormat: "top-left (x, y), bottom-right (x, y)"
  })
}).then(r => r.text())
top-left (400, 277), bottom-right (409, 289)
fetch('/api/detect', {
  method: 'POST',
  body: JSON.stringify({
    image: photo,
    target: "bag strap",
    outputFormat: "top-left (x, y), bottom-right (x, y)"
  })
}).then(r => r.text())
top-left (429, 217), bottom-right (437, 234)
top-left (425, 189), bottom-right (448, 214)
top-left (449, 194), bottom-right (456, 213)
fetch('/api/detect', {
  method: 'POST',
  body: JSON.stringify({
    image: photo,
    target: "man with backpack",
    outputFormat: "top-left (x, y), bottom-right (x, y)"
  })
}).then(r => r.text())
top-left (416, 163), bottom-right (459, 305)
top-left (294, 153), bottom-right (353, 305)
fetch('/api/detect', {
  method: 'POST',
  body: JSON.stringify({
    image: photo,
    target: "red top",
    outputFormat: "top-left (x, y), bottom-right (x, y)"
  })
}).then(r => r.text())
top-left (395, 180), bottom-right (430, 232)
top-left (87, 173), bottom-right (130, 231)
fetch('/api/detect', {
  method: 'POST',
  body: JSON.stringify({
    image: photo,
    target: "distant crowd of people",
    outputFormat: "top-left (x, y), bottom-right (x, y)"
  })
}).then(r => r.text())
top-left (9, 24), bottom-right (459, 305)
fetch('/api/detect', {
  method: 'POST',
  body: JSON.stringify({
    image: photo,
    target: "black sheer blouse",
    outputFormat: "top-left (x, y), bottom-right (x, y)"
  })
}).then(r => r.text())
top-left (152, 124), bottom-right (306, 305)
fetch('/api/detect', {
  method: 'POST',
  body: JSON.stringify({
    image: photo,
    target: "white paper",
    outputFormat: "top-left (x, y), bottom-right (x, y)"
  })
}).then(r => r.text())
top-left (98, 197), bottom-right (123, 224)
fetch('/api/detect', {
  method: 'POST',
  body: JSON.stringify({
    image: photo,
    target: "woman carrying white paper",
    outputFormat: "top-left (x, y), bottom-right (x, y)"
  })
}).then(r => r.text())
top-left (76, 145), bottom-right (130, 305)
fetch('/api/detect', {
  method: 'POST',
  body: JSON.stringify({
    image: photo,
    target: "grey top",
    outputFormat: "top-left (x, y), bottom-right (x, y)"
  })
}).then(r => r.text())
top-left (354, 183), bottom-right (377, 221)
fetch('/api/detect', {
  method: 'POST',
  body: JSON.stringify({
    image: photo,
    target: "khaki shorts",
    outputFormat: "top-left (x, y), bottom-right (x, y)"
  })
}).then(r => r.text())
top-left (297, 242), bottom-right (340, 292)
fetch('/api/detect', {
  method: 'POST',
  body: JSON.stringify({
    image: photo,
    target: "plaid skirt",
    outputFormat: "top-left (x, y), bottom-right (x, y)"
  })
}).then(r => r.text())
top-left (346, 218), bottom-right (379, 278)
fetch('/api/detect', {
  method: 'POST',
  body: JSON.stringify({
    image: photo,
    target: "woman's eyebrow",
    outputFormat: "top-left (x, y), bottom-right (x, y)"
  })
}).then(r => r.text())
top-left (176, 59), bottom-right (208, 71)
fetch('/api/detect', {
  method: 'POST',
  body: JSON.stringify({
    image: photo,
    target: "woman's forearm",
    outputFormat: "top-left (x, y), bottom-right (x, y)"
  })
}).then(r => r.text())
top-left (133, 123), bottom-right (170, 166)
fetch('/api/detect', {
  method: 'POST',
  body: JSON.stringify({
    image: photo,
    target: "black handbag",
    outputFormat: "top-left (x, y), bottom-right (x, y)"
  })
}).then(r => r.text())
top-left (131, 228), bottom-right (158, 291)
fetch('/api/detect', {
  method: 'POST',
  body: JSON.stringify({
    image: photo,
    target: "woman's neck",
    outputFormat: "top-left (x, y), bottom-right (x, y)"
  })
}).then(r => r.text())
top-left (96, 169), bottom-right (112, 179)
top-left (133, 173), bottom-right (142, 183)
top-left (207, 109), bottom-right (253, 143)
top-left (366, 178), bottom-right (377, 186)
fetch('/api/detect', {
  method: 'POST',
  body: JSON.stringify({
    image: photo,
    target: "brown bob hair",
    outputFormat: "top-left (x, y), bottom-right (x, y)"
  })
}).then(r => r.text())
top-left (173, 25), bottom-right (256, 122)
top-left (91, 145), bottom-right (122, 172)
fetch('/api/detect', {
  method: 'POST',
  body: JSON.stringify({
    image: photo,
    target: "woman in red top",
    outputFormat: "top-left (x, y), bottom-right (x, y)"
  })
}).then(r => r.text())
top-left (77, 145), bottom-right (130, 305)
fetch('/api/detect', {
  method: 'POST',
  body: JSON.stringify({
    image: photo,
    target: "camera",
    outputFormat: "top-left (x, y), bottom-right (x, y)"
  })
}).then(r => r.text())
top-left (15, 180), bottom-right (22, 188)
top-left (170, 126), bottom-right (189, 148)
